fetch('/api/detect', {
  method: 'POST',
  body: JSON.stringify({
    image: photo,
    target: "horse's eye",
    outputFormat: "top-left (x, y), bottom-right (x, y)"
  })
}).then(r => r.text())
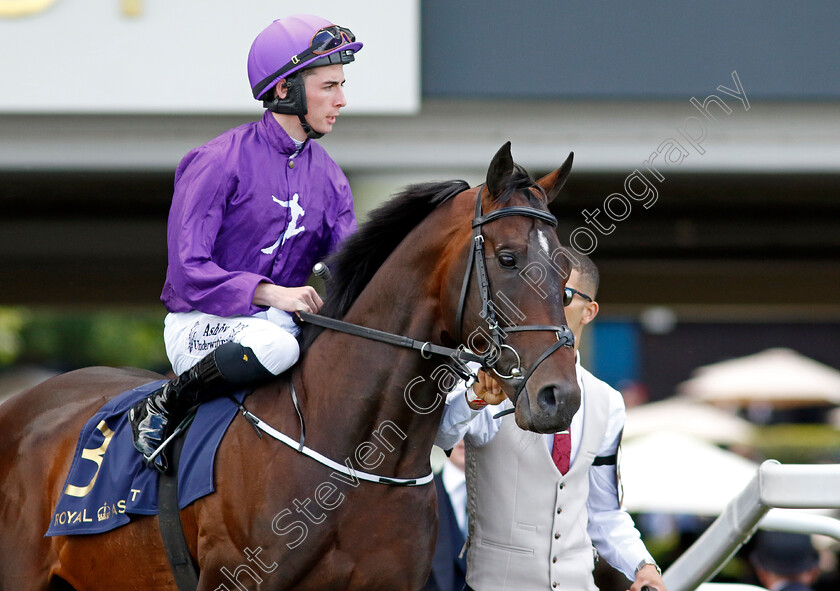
top-left (498, 253), bottom-right (517, 268)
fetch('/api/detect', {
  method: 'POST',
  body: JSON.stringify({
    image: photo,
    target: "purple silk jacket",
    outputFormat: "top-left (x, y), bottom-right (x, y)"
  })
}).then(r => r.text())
top-left (161, 111), bottom-right (356, 317)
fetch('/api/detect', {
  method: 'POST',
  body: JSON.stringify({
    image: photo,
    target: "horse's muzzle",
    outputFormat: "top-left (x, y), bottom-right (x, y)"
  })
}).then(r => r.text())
top-left (516, 381), bottom-right (581, 434)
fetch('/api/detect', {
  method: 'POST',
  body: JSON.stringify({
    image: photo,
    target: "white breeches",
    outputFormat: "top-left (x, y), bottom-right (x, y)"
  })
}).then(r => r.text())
top-left (163, 308), bottom-right (301, 376)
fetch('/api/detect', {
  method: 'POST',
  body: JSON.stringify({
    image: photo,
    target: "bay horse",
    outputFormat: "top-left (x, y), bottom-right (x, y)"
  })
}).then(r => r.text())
top-left (0, 142), bottom-right (581, 590)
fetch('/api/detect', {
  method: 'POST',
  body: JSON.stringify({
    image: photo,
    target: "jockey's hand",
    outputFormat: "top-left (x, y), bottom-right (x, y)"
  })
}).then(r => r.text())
top-left (467, 369), bottom-right (506, 409)
top-left (629, 564), bottom-right (666, 591)
top-left (253, 283), bottom-right (324, 314)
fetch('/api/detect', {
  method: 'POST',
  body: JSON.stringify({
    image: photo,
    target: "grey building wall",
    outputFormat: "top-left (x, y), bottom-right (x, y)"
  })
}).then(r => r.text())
top-left (422, 1), bottom-right (840, 100)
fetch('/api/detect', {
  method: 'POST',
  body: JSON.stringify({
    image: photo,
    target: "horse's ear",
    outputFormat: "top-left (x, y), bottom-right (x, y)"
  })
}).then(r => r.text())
top-left (537, 151), bottom-right (574, 204)
top-left (486, 141), bottom-right (514, 198)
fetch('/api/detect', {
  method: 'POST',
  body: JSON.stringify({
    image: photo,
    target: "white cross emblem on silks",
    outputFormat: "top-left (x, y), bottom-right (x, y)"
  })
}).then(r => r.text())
top-left (261, 193), bottom-right (306, 255)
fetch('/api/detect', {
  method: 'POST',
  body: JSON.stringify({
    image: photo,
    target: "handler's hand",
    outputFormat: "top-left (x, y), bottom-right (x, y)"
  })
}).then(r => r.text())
top-left (629, 564), bottom-right (666, 591)
top-left (467, 369), bottom-right (506, 409)
top-left (253, 283), bottom-right (324, 314)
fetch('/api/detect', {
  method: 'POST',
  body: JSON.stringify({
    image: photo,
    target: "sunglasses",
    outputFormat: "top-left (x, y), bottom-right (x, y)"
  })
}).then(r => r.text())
top-left (253, 25), bottom-right (356, 99)
top-left (563, 287), bottom-right (593, 307)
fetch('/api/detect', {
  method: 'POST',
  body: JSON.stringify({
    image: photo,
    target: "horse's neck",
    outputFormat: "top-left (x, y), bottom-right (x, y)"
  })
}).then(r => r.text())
top-left (299, 251), bottom-right (449, 477)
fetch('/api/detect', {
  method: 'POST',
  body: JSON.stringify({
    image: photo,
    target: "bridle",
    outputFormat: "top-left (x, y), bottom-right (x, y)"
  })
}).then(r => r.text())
top-left (453, 185), bottom-right (575, 408)
top-left (299, 184), bottom-right (574, 405)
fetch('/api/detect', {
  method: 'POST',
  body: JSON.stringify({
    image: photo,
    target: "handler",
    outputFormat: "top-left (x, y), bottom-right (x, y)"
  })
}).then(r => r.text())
top-left (130, 14), bottom-right (361, 472)
top-left (436, 252), bottom-right (666, 591)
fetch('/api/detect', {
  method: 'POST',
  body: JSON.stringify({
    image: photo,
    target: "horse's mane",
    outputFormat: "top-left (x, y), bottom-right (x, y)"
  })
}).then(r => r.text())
top-left (299, 179), bottom-right (469, 352)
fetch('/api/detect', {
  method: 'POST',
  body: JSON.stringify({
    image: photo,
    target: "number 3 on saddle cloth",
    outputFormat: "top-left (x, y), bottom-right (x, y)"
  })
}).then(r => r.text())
top-left (46, 381), bottom-right (244, 537)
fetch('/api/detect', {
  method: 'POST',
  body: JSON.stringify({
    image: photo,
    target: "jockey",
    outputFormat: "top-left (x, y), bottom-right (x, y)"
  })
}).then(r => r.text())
top-left (129, 14), bottom-right (362, 472)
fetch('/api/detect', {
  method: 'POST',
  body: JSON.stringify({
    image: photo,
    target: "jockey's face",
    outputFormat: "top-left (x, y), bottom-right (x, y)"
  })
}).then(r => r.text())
top-left (302, 64), bottom-right (347, 136)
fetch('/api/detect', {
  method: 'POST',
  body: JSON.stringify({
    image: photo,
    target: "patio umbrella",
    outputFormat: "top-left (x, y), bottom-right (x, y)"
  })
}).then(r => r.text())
top-left (677, 348), bottom-right (840, 408)
top-left (624, 397), bottom-right (755, 446)
top-left (620, 432), bottom-right (758, 515)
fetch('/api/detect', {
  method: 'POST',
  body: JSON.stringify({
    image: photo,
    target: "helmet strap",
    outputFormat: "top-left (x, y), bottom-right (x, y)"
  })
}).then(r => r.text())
top-left (298, 114), bottom-right (325, 140)
top-left (262, 72), bottom-right (324, 140)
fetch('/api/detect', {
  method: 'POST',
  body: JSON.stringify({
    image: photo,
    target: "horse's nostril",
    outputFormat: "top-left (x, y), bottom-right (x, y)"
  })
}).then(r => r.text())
top-left (536, 385), bottom-right (559, 413)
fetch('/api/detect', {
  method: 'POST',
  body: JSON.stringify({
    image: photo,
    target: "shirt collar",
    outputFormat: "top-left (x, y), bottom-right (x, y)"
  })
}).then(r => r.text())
top-left (259, 110), bottom-right (308, 157)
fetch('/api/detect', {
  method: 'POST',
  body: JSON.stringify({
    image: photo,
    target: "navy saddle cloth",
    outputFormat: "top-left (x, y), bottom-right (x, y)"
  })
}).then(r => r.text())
top-left (46, 380), bottom-right (244, 537)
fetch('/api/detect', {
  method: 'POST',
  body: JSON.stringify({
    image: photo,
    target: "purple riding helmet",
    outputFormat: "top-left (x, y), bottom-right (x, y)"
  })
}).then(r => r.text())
top-left (248, 14), bottom-right (363, 139)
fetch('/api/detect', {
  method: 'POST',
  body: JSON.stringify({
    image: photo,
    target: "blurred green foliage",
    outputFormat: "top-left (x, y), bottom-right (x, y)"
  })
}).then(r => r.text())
top-left (750, 423), bottom-right (840, 464)
top-left (0, 308), bottom-right (25, 364)
top-left (2, 306), bottom-right (168, 372)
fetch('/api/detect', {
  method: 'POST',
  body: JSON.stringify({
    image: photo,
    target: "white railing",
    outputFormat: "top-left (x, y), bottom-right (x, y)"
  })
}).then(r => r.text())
top-left (663, 461), bottom-right (840, 591)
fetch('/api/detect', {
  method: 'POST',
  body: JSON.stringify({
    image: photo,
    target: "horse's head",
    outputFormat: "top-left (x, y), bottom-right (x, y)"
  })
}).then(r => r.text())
top-left (442, 142), bottom-right (580, 433)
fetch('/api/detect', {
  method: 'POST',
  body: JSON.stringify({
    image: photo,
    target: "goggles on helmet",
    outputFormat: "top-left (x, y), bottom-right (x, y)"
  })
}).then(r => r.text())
top-left (308, 25), bottom-right (355, 55)
top-left (251, 25), bottom-right (356, 99)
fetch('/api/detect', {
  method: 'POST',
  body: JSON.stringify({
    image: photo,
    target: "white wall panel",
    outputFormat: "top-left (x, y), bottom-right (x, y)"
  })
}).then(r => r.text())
top-left (0, 0), bottom-right (419, 114)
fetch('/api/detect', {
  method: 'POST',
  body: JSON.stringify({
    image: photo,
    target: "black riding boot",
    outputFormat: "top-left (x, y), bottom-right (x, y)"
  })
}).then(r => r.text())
top-left (128, 341), bottom-right (273, 472)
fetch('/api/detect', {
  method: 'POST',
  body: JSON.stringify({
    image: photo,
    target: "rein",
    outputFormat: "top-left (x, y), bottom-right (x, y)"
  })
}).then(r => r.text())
top-left (296, 311), bottom-right (483, 382)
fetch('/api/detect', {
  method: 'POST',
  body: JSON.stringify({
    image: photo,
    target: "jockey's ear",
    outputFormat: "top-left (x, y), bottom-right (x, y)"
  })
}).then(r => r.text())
top-left (274, 79), bottom-right (289, 100)
top-left (486, 142), bottom-right (514, 198)
top-left (537, 152), bottom-right (574, 204)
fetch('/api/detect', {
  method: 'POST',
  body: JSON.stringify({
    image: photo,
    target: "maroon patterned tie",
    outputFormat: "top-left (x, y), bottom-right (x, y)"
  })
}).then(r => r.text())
top-left (552, 431), bottom-right (571, 475)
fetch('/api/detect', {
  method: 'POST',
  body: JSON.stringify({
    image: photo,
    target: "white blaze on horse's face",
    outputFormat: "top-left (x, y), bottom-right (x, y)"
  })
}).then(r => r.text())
top-left (537, 229), bottom-right (551, 256)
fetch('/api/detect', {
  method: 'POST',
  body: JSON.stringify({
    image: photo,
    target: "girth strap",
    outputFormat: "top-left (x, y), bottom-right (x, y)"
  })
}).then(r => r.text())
top-left (157, 420), bottom-right (199, 590)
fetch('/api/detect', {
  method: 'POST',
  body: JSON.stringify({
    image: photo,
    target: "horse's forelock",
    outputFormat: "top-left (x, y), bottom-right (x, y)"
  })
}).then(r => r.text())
top-left (489, 164), bottom-right (546, 207)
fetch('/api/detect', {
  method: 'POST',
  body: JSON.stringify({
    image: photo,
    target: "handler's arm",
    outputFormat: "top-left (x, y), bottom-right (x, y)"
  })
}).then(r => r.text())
top-left (586, 401), bottom-right (665, 590)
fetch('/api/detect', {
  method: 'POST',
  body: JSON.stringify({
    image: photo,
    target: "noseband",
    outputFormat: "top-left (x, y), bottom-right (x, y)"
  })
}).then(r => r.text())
top-left (454, 186), bottom-right (575, 406)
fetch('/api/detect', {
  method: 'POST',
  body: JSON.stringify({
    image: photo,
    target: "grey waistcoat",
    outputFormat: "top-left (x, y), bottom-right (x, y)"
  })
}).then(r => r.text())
top-left (464, 388), bottom-right (610, 591)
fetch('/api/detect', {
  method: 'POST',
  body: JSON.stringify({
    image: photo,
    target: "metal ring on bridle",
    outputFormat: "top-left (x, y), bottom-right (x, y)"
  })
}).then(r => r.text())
top-left (419, 342), bottom-right (433, 359)
top-left (491, 344), bottom-right (523, 380)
